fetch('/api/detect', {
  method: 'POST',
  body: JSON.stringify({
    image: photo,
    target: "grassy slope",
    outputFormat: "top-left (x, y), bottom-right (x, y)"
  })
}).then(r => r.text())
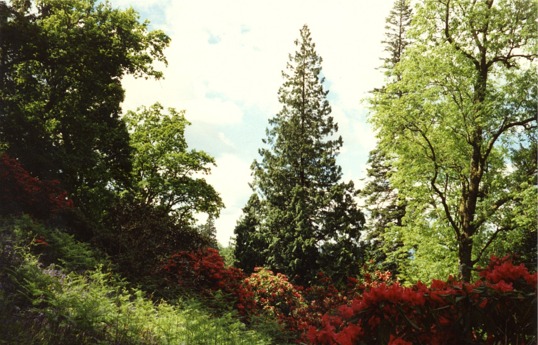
top-left (0, 216), bottom-right (273, 345)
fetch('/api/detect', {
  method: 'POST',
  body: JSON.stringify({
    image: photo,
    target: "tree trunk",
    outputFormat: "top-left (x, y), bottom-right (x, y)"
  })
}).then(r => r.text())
top-left (458, 235), bottom-right (473, 282)
top-left (458, 139), bottom-right (482, 282)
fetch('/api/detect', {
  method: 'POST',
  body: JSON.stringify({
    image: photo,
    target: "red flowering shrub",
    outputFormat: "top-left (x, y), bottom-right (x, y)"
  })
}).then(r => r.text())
top-left (244, 267), bottom-right (306, 333)
top-left (297, 267), bottom-right (394, 337)
top-left (479, 255), bottom-right (537, 289)
top-left (163, 247), bottom-right (255, 316)
top-left (359, 264), bottom-right (394, 289)
top-left (163, 251), bottom-right (536, 344)
top-left (299, 272), bottom-right (358, 332)
top-left (245, 268), bottom-right (304, 317)
top-left (0, 153), bottom-right (73, 219)
top-left (306, 256), bottom-right (537, 345)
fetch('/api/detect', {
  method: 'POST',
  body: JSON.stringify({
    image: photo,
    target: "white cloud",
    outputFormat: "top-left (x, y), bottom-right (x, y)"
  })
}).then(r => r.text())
top-left (205, 154), bottom-right (253, 245)
top-left (110, 0), bottom-right (169, 9)
top-left (217, 132), bottom-right (235, 148)
top-left (112, 0), bottom-right (395, 245)
top-left (186, 99), bottom-right (243, 124)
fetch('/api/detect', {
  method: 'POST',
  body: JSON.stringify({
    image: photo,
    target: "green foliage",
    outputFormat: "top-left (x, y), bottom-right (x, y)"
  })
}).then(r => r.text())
top-left (97, 103), bottom-right (224, 282)
top-left (478, 139), bottom-right (538, 270)
top-left (381, 0), bottom-right (413, 74)
top-left (369, 0), bottom-right (538, 282)
top-left (360, 148), bottom-right (407, 276)
top-left (360, 0), bottom-right (412, 279)
top-left (234, 193), bottom-right (267, 274)
top-left (1, 215), bottom-right (104, 272)
top-left (197, 216), bottom-right (219, 248)
top-left (23, 266), bottom-right (271, 344)
top-left (0, 0), bottom-right (170, 225)
top-left (218, 243), bottom-right (236, 267)
top-left (123, 103), bottom-right (223, 223)
top-left (100, 198), bottom-right (211, 284)
top-left (242, 25), bottom-right (365, 286)
top-left (0, 217), bottom-right (273, 344)
top-left (2, 0), bottom-right (536, 342)
top-left (176, 299), bottom-right (272, 345)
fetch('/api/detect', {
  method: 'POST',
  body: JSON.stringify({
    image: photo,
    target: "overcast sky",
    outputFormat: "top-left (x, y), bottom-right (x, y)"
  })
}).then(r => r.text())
top-left (109, 0), bottom-right (394, 245)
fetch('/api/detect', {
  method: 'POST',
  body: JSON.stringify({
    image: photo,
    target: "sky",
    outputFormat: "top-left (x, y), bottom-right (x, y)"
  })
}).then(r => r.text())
top-left (109, 0), bottom-right (394, 245)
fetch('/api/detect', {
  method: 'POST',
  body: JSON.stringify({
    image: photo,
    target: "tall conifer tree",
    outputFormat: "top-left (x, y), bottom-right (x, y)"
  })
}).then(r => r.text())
top-left (233, 194), bottom-right (266, 274)
top-left (361, 0), bottom-right (412, 275)
top-left (237, 25), bottom-right (364, 286)
top-left (381, 0), bottom-right (413, 78)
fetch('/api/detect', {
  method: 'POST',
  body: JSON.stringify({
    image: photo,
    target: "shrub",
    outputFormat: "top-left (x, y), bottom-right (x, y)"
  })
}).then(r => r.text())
top-left (306, 256), bottom-right (537, 345)
top-left (163, 247), bottom-right (256, 317)
top-left (0, 153), bottom-right (73, 220)
top-left (1, 222), bottom-right (272, 344)
top-left (161, 247), bottom-right (536, 344)
top-left (244, 267), bottom-right (306, 341)
top-left (101, 199), bottom-right (211, 283)
top-left (162, 249), bottom-right (303, 343)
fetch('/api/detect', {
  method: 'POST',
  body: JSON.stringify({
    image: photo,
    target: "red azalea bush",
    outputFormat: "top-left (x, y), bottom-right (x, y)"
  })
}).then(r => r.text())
top-left (298, 265), bottom-right (395, 335)
top-left (306, 256), bottom-right (537, 345)
top-left (299, 272), bottom-right (359, 332)
top-left (163, 249), bottom-right (536, 344)
top-left (244, 267), bottom-right (304, 317)
top-left (162, 247), bottom-right (256, 316)
top-left (0, 153), bottom-right (73, 219)
top-left (244, 267), bottom-right (306, 333)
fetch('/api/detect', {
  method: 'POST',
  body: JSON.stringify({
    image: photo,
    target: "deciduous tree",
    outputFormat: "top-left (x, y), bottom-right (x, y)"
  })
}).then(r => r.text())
top-left (123, 103), bottom-right (224, 223)
top-left (104, 103), bottom-right (223, 280)
top-left (369, 0), bottom-right (538, 282)
top-left (0, 0), bottom-right (170, 223)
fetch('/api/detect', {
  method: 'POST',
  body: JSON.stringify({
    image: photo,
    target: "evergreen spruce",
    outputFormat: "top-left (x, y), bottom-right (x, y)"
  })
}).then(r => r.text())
top-left (360, 148), bottom-right (406, 274)
top-left (233, 194), bottom-right (266, 274)
top-left (361, 0), bottom-right (412, 274)
top-left (381, 0), bottom-right (413, 75)
top-left (237, 25), bottom-right (364, 286)
top-left (198, 216), bottom-right (218, 248)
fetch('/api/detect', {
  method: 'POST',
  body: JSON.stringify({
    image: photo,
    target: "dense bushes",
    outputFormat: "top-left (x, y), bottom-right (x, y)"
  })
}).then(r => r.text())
top-left (164, 248), bottom-right (537, 344)
top-left (101, 199), bottom-right (212, 283)
top-left (1, 216), bottom-right (536, 344)
top-left (3, 214), bottom-right (535, 344)
top-left (306, 256), bottom-right (536, 344)
top-left (1, 153), bottom-right (535, 344)
top-left (163, 247), bottom-right (256, 316)
top-left (0, 217), bottom-right (273, 345)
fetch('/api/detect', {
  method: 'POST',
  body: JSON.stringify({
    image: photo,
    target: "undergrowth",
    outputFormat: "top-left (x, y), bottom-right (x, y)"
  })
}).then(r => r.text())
top-left (0, 216), bottom-right (273, 345)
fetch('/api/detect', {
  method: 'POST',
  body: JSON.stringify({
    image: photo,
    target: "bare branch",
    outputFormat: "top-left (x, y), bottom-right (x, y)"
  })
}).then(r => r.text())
top-left (407, 123), bottom-right (461, 236)
top-left (443, 0), bottom-right (480, 69)
top-left (472, 224), bottom-right (510, 266)
top-left (484, 116), bottom-right (537, 163)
